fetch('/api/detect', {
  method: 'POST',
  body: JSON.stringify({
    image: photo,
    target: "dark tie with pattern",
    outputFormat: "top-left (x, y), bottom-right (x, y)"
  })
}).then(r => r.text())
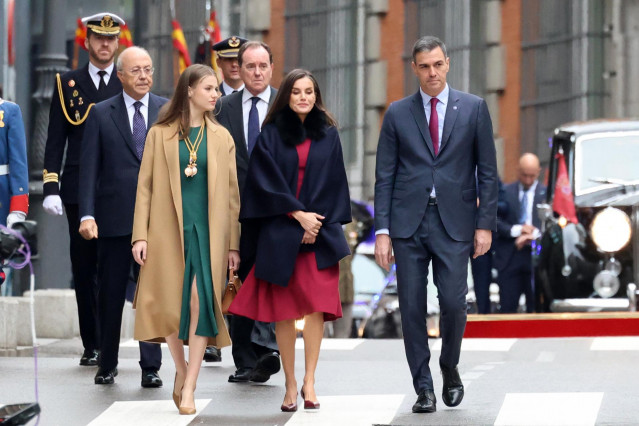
top-left (429, 97), bottom-right (439, 155)
top-left (132, 101), bottom-right (146, 160)
top-left (519, 190), bottom-right (528, 224)
top-left (97, 70), bottom-right (107, 92)
top-left (247, 97), bottom-right (260, 156)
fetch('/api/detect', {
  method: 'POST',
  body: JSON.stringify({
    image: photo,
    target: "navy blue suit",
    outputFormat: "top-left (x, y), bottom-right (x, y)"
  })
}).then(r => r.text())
top-left (493, 181), bottom-right (546, 313)
top-left (43, 64), bottom-right (122, 353)
top-left (79, 92), bottom-right (167, 372)
top-left (375, 88), bottom-right (498, 393)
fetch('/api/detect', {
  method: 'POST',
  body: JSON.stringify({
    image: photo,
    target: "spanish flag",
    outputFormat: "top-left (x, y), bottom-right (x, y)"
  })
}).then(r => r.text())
top-left (552, 152), bottom-right (578, 223)
top-left (75, 18), bottom-right (87, 50)
top-left (208, 11), bottom-right (222, 72)
top-left (172, 19), bottom-right (191, 74)
top-left (120, 23), bottom-right (134, 47)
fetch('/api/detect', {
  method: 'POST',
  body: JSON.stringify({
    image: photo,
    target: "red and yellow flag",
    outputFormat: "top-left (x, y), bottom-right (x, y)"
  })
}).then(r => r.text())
top-left (75, 18), bottom-right (87, 50)
top-left (120, 23), bottom-right (134, 47)
top-left (172, 19), bottom-right (191, 74)
top-left (208, 11), bottom-right (222, 72)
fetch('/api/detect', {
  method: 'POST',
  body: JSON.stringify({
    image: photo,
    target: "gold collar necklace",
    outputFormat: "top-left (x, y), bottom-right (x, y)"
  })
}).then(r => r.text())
top-left (183, 122), bottom-right (205, 177)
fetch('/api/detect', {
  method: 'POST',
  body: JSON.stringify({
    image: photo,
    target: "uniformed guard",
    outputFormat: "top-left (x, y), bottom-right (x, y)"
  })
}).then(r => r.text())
top-left (42, 12), bottom-right (124, 367)
top-left (212, 36), bottom-right (248, 96)
top-left (0, 92), bottom-right (29, 230)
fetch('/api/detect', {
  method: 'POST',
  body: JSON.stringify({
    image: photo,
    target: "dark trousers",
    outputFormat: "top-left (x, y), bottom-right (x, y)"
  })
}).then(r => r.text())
top-left (392, 204), bottom-right (472, 394)
top-left (471, 251), bottom-right (492, 314)
top-left (497, 248), bottom-right (534, 313)
top-left (230, 314), bottom-right (276, 369)
top-left (64, 203), bottom-right (99, 351)
top-left (97, 235), bottom-right (161, 371)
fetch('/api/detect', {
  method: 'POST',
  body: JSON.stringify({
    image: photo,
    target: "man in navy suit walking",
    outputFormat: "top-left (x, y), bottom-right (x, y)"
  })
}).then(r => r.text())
top-left (493, 153), bottom-right (546, 313)
top-left (374, 36), bottom-right (498, 413)
top-left (78, 46), bottom-right (166, 386)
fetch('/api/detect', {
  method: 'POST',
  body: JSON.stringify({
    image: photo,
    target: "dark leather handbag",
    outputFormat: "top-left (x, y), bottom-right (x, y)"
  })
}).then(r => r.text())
top-left (222, 272), bottom-right (242, 315)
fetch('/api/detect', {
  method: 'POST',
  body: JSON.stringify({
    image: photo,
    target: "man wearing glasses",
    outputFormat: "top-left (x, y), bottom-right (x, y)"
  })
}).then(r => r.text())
top-left (78, 46), bottom-right (167, 386)
top-left (42, 12), bottom-right (125, 370)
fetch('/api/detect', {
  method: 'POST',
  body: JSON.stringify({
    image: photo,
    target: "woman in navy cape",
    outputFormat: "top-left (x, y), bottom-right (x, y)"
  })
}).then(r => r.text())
top-left (229, 69), bottom-right (351, 412)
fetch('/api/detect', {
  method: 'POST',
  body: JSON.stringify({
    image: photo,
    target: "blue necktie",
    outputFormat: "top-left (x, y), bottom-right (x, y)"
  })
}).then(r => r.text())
top-left (132, 101), bottom-right (146, 160)
top-left (519, 190), bottom-right (528, 224)
top-left (247, 97), bottom-right (260, 156)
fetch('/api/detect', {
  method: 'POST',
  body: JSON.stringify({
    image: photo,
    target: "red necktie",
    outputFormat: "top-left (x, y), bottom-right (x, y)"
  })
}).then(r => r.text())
top-left (429, 97), bottom-right (439, 155)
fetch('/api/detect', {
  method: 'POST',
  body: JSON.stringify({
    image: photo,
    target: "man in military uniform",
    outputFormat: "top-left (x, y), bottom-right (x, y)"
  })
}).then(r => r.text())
top-left (212, 36), bottom-right (247, 96)
top-left (42, 12), bottom-right (124, 367)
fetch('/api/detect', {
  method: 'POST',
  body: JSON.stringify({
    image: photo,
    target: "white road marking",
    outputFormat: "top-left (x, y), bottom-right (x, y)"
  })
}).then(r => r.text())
top-left (473, 364), bottom-right (495, 370)
top-left (535, 351), bottom-right (556, 362)
top-left (431, 338), bottom-right (517, 351)
top-left (120, 339), bottom-right (167, 348)
top-left (590, 337), bottom-right (639, 351)
top-left (295, 338), bottom-right (364, 350)
top-left (285, 394), bottom-right (403, 426)
top-left (494, 393), bottom-right (603, 426)
top-left (87, 399), bottom-right (211, 425)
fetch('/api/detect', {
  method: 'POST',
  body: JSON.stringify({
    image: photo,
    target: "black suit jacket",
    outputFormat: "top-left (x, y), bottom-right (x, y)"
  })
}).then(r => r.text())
top-left (493, 181), bottom-right (546, 270)
top-left (78, 92), bottom-right (168, 237)
top-left (215, 87), bottom-right (278, 193)
top-left (43, 64), bottom-right (123, 204)
top-left (374, 88), bottom-right (498, 242)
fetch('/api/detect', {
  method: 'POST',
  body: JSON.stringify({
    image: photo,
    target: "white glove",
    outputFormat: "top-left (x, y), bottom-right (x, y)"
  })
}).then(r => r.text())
top-left (43, 195), bottom-right (63, 216)
top-left (6, 211), bottom-right (26, 228)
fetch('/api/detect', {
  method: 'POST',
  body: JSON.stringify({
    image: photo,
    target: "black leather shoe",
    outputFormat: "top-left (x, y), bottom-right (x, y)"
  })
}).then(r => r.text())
top-left (250, 352), bottom-right (281, 383)
top-left (79, 349), bottom-right (99, 366)
top-left (141, 369), bottom-right (163, 388)
top-left (412, 389), bottom-right (436, 413)
top-left (441, 366), bottom-right (464, 407)
top-left (228, 368), bottom-right (253, 383)
top-left (203, 346), bottom-right (222, 362)
top-left (94, 367), bottom-right (118, 385)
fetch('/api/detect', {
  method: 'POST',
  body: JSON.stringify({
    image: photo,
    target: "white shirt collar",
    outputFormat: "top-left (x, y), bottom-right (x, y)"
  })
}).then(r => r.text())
top-left (122, 91), bottom-right (149, 109)
top-left (242, 87), bottom-right (271, 105)
top-left (420, 83), bottom-right (449, 107)
top-left (88, 62), bottom-right (115, 79)
top-left (222, 81), bottom-right (244, 95)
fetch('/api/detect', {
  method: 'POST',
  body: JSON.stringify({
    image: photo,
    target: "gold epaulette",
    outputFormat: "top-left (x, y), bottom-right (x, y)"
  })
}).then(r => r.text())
top-left (43, 169), bottom-right (59, 184)
top-left (56, 73), bottom-right (95, 126)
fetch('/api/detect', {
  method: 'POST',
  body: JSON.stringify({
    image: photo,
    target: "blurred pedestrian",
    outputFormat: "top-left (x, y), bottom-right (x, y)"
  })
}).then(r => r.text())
top-left (333, 221), bottom-right (358, 338)
top-left (229, 69), bottom-right (351, 412)
top-left (493, 153), bottom-right (546, 313)
top-left (131, 64), bottom-right (240, 415)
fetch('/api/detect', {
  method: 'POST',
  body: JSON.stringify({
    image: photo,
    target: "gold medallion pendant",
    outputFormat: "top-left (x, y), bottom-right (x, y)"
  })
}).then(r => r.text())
top-left (183, 123), bottom-right (205, 178)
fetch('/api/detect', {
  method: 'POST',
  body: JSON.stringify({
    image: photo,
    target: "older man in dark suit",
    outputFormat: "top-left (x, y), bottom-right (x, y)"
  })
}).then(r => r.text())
top-left (493, 153), bottom-right (546, 313)
top-left (215, 40), bottom-right (280, 384)
top-left (78, 46), bottom-right (167, 386)
top-left (374, 36), bottom-right (498, 413)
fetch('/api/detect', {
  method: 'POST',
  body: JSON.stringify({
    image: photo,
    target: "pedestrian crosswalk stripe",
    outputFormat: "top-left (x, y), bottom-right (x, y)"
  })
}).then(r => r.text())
top-left (295, 338), bottom-right (364, 350)
top-left (590, 336), bottom-right (639, 350)
top-left (87, 399), bottom-right (211, 425)
top-left (431, 338), bottom-right (517, 351)
top-left (494, 393), bottom-right (603, 425)
top-left (285, 394), bottom-right (403, 426)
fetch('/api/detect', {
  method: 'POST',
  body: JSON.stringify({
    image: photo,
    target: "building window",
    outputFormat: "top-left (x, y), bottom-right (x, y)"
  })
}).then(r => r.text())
top-left (403, 0), bottom-right (487, 97)
top-left (284, 0), bottom-right (359, 164)
top-left (520, 0), bottom-right (607, 158)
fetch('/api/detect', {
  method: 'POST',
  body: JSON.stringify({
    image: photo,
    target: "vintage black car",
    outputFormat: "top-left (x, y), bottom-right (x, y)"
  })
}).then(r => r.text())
top-left (536, 120), bottom-right (639, 312)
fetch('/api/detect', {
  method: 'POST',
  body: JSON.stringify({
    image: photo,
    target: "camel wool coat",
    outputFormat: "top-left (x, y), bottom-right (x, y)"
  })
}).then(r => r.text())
top-left (132, 117), bottom-right (240, 347)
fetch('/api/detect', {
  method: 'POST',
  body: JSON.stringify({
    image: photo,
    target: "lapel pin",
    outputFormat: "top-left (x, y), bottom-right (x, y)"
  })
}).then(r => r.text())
top-left (69, 80), bottom-right (75, 87)
top-left (453, 106), bottom-right (458, 110)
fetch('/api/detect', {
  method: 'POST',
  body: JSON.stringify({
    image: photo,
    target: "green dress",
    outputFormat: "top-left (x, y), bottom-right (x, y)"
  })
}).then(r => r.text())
top-left (178, 127), bottom-right (218, 340)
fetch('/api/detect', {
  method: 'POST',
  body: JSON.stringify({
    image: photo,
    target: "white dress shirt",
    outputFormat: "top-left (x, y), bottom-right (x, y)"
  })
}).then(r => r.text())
top-left (242, 88), bottom-right (271, 149)
top-left (88, 62), bottom-right (115, 90)
top-left (510, 181), bottom-right (540, 238)
top-left (222, 80), bottom-right (244, 95)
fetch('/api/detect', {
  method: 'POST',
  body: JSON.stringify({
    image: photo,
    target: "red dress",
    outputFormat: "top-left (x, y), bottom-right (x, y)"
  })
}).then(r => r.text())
top-left (229, 139), bottom-right (342, 322)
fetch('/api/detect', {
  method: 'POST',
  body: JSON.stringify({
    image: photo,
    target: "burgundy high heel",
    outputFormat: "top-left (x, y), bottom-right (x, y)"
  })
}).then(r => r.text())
top-left (301, 387), bottom-right (320, 409)
top-left (280, 393), bottom-right (298, 412)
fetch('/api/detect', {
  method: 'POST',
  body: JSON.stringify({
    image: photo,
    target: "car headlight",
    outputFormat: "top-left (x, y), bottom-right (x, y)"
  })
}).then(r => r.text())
top-left (590, 207), bottom-right (632, 252)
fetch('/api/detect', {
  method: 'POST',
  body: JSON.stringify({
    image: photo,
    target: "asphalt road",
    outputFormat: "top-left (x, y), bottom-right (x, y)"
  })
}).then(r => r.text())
top-left (2, 336), bottom-right (638, 425)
